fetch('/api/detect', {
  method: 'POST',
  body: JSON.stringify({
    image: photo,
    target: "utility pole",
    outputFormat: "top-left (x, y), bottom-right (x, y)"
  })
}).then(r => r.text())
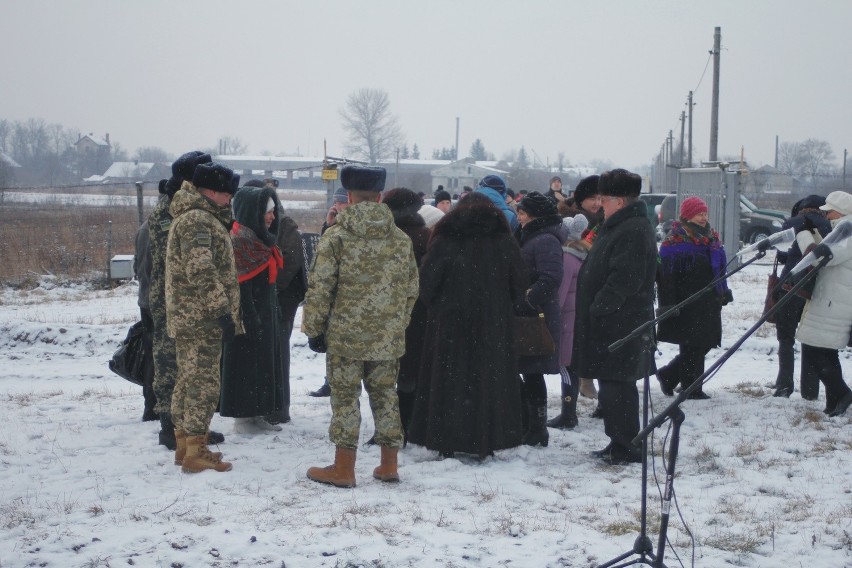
top-left (775, 135), bottom-right (779, 169)
top-left (667, 130), bottom-right (674, 167)
top-left (844, 148), bottom-right (848, 190)
top-left (688, 91), bottom-right (694, 167)
top-left (455, 117), bottom-right (460, 161)
top-left (709, 26), bottom-right (721, 162)
top-left (679, 111), bottom-right (686, 166)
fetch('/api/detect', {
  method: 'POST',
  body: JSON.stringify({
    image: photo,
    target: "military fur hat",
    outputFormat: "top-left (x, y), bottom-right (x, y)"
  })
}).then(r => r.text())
top-left (192, 163), bottom-right (237, 195)
top-left (598, 169), bottom-right (642, 198)
top-left (171, 151), bottom-right (212, 182)
top-left (340, 165), bottom-right (386, 192)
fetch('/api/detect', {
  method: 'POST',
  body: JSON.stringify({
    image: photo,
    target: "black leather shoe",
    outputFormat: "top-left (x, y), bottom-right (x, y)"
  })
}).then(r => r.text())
top-left (207, 430), bottom-right (225, 444)
top-left (590, 443), bottom-right (614, 458)
top-left (828, 392), bottom-right (852, 417)
top-left (773, 387), bottom-right (792, 398)
top-left (686, 391), bottom-right (711, 400)
top-left (309, 382), bottom-right (331, 397)
top-left (597, 445), bottom-right (642, 465)
top-left (657, 377), bottom-right (674, 397)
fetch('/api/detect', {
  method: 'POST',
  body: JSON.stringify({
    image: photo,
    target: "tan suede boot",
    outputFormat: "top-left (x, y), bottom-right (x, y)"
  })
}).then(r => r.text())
top-left (373, 446), bottom-right (400, 482)
top-left (579, 378), bottom-right (598, 399)
top-left (181, 435), bottom-right (232, 473)
top-left (174, 430), bottom-right (221, 466)
top-left (307, 447), bottom-right (356, 488)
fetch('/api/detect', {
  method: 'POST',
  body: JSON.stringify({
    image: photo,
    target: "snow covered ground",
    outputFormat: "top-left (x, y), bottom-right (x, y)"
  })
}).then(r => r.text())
top-left (0, 262), bottom-right (850, 567)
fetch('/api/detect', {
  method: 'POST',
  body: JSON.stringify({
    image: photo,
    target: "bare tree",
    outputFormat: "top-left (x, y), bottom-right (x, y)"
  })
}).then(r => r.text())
top-left (133, 146), bottom-right (171, 163)
top-left (776, 141), bottom-right (803, 176)
top-left (218, 136), bottom-right (247, 155)
top-left (798, 138), bottom-right (835, 182)
top-left (340, 88), bottom-right (404, 164)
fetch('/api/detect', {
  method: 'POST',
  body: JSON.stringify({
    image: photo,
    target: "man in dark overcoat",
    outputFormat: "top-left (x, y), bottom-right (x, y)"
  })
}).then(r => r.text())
top-left (572, 169), bottom-right (657, 465)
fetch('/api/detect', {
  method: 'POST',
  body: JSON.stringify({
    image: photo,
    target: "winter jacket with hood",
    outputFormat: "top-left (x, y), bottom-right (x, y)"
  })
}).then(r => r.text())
top-left (796, 216), bottom-right (852, 350)
top-left (301, 200), bottom-right (419, 360)
top-left (165, 184), bottom-right (244, 339)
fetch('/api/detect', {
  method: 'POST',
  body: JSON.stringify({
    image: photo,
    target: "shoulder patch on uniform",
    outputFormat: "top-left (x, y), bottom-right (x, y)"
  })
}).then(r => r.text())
top-left (195, 230), bottom-right (212, 246)
top-left (159, 219), bottom-right (172, 231)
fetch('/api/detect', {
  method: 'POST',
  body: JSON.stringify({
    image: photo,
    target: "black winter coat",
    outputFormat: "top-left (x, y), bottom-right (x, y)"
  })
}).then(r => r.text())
top-left (220, 187), bottom-right (285, 417)
top-left (392, 212), bottom-right (431, 393)
top-left (408, 198), bottom-right (528, 456)
top-left (516, 215), bottom-right (565, 374)
top-left (572, 201), bottom-right (657, 382)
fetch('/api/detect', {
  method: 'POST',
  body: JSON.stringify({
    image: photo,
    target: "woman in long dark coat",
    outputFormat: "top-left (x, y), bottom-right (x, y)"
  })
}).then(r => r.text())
top-left (220, 186), bottom-right (286, 433)
top-left (656, 197), bottom-right (733, 400)
top-left (380, 188), bottom-right (431, 442)
top-left (515, 191), bottom-right (564, 447)
top-left (408, 193), bottom-right (528, 459)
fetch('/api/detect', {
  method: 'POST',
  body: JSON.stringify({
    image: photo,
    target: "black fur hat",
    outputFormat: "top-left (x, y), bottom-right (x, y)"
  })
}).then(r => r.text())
top-left (192, 163), bottom-right (237, 195)
top-left (157, 179), bottom-right (168, 195)
top-left (382, 187), bottom-right (423, 217)
top-left (171, 151), bottom-right (212, 182)
top-left (598, 169), bottom-right (642, 198)
top-left (518, 191), bottom-right (557, 217)
top-left (340, 165), bottom-right (386, 192)
top-left (572, 175), bottom-right (600, 204)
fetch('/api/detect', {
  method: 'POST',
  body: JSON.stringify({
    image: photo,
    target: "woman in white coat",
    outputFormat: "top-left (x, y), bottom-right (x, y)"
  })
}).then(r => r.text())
top-left (795, 191), bottom-right (852, 417)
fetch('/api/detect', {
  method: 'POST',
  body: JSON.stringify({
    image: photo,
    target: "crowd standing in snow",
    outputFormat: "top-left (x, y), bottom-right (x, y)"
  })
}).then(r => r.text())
top-left (132, 150), bottom-right (852, 479)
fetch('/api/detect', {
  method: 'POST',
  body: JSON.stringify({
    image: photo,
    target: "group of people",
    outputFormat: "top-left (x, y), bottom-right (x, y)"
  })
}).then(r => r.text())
top-left (135, 151), bottom-right (306, 473)
top-left (134, 149), bottom-right (852, 481)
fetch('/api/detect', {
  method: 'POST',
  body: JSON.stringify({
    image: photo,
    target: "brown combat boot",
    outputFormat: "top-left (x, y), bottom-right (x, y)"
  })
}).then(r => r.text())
top-left (579, 378), bottom-right (597, 399)
top-left (373, 446), bottom-right (400, 482)
top-left (181, 435), bottom-right (232, 473)
top-left (174, 430), bottom-right (221, 466)
top-left (307, 447), bottom-right (356, 488)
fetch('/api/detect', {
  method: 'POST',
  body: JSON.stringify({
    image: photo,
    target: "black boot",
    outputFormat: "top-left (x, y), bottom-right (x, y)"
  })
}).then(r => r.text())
top-left (158, 413), bottom-right (176, 451)
top-left (522, 399), bottom-right (549, 447)
top-left (547, 381), bottom-right (578, 430)
top-left (309, 379), bottom-right (331, 397)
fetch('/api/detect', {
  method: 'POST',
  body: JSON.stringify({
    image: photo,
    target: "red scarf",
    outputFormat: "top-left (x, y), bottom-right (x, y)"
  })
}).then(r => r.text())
top-left (230, 222), bottom-right (284, 284)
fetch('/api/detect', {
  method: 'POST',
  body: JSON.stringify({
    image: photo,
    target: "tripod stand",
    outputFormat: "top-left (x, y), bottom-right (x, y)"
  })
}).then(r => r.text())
top-left (598, 251), bottom-right (830, 568)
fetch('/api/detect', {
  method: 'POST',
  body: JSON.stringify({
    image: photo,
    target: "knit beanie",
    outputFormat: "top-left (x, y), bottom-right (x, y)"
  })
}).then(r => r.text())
top-left (680, 196), bottom-right (709, 221)
top-left (418, 204), bottom-right (445, 228)
top-left (433, 189), bottom-right (451, 204)
top-left (518, 191), bottom-right (558, 217)
top-left (563, 214), bottom-right (589, 241)
top-left (478, 175), bottom-right (507, 196)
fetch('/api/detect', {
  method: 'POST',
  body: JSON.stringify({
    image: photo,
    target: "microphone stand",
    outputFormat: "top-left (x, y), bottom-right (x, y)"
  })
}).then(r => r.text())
top-left (619, 254), bottom-right (831, 568)
top-left (599, 247), bottom-right (770, 568)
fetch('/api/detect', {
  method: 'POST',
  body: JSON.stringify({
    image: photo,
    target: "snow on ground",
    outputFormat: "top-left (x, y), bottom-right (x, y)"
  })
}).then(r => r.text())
top-left (0, 263), bottom-right (850, 567)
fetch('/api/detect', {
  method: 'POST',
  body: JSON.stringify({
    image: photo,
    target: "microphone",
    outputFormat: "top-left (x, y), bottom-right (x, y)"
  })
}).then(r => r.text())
top-left (790, 219), bottom-right (852, 275)
top-left (736, 228), bottom-right (795, 257)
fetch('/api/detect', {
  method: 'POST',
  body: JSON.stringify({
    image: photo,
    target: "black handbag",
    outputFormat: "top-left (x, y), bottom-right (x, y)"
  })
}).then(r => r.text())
top-left (515, 313), bottom-right (556, 357)
top-left (108, 321), bottom-right (148, 387)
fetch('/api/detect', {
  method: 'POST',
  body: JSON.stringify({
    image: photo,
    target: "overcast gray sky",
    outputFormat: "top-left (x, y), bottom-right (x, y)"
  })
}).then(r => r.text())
top-left (3, 0), bottom-right (850, 170)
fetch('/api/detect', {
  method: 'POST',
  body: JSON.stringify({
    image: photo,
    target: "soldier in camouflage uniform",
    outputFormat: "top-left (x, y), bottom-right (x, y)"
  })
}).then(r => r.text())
top-left (166, 162), bottom-right (244, 474)
top-left (148, 151), bottom-right (225, 451)
top-left (303, 165), bottom-right (419, 488)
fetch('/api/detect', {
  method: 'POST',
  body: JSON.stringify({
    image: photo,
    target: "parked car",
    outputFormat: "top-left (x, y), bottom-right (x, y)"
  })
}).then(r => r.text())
top-left (638, 193), bottom-right (673, 227)
top-left (656, 194), bottom-right (785, 244)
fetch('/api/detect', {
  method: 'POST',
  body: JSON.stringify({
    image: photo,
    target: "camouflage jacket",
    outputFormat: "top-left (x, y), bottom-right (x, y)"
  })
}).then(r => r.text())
top-left (147, 193), bottom-right (174, 320)
top-left (165, 185), bottom-right (244, 339)
top-left (302, 201), bottom-right (419, 360)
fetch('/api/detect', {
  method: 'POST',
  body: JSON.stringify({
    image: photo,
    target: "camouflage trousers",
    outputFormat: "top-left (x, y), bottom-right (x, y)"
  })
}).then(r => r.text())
top-left (171, 335), bottom-right (222, 436)
top-left (327, 354), bottom-right (403, 450)
top-left (150, 306), bottom-right (177, 416)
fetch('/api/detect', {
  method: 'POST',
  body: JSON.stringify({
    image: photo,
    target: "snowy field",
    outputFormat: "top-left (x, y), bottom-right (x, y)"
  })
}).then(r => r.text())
top-left (1, 191), bottom-right (323, 210)
top-left (0, 261), bottom-right (850, 567)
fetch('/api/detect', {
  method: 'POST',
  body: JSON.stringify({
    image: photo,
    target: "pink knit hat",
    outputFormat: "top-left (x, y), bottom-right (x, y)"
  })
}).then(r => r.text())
top-left (680, 196), bottom-right (708, 221)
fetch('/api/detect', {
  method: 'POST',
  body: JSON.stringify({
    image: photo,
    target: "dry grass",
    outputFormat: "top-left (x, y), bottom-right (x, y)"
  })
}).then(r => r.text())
top-left (0, 195), bottom-right (326, 285)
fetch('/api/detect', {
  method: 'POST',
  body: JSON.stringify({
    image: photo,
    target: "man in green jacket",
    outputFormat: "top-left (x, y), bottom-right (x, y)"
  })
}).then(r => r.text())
top-left (303, 165), bottom-right (419, 487)
top-left (166, 162), bottom-right (244, 473)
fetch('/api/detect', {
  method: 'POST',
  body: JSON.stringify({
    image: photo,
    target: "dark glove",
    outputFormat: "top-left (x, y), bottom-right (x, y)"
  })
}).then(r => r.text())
top-left (719, 289), bottom-right (734, 306)
top-left (801, 215), bottom-right (816, 233)
top-left (811, 243), bottom-right (833, 261)
top-left (217, 314), bottom-right (237, 343)
top-left (308, 334), bottom-right (327, 353)
top-left (244, 313), bottom-right (262, 342)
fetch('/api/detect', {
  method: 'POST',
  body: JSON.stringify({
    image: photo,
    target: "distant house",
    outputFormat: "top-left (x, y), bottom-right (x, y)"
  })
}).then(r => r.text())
top-left (86, 161), bottom-right (171, 184)
top-left (430, 158), bottom-right (510, 193)
top-left (75, 133), bottom-right (112, 178)
top-left (745, 165), bottom-right (799, 197)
